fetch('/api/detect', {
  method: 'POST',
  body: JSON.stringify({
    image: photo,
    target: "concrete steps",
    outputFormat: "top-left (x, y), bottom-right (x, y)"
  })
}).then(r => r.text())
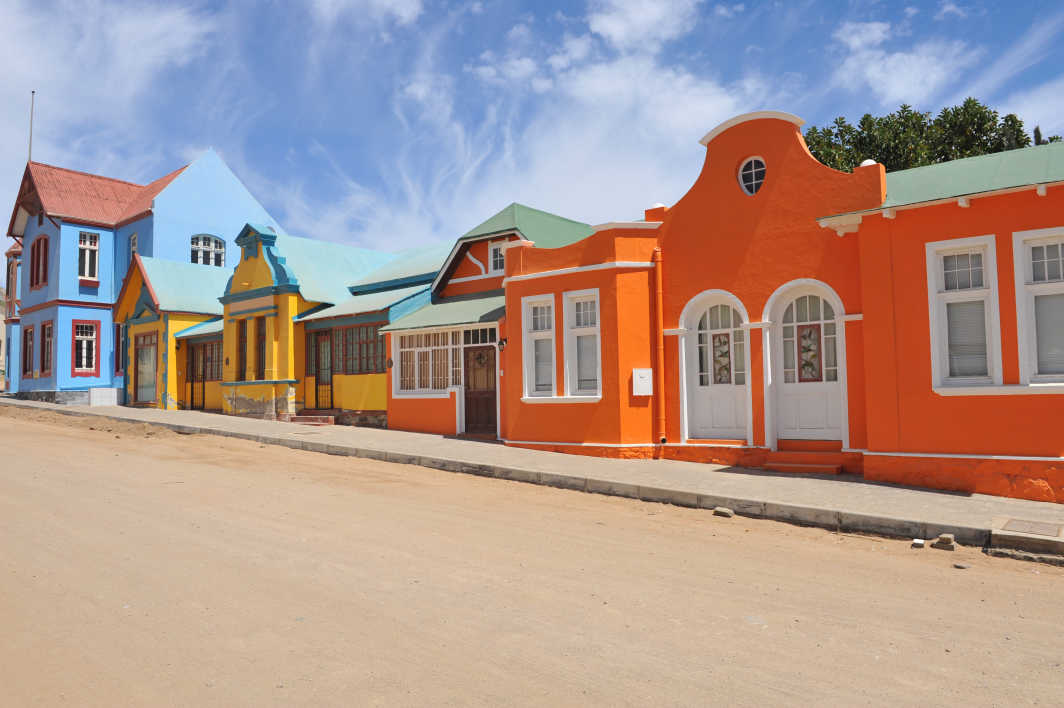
top-left (762, 451), bottom-right (843, 475)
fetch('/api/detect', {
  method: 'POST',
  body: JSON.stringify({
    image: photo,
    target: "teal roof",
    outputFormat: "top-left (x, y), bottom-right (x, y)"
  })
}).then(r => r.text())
top-left (381, 290), bottom-right (506, 331)
top-left (174, 318), bottom-right (223, 339)
top-left (460, 202), bottom-right (592, 248)
top-left (348, 242), bottom-right (452, 292)
top-left (298, 284), bottom-right (428, 322)
top-left (139, 257), bottom-right (231, 314)
top-left (273, 231), bottom-right (396, 304)
top-left (827, 142), bottom-right (1064, 219)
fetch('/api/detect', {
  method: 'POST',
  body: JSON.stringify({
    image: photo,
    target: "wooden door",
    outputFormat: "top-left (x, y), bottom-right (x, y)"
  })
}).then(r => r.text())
top-left (188, 344), bottom-right (206, 410)
top-left (463, 346), bottom-right (496, 435)
top-left (315, 331), bottom-right (333, 410)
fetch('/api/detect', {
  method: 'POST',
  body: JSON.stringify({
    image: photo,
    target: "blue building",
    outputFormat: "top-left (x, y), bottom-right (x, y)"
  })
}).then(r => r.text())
top-left (3, 150), bottom-right (278, 402)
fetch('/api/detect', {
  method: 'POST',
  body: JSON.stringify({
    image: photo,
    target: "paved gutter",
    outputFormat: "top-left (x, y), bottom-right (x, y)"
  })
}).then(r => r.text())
top-left (4, 397), bottom-right (1063, 555)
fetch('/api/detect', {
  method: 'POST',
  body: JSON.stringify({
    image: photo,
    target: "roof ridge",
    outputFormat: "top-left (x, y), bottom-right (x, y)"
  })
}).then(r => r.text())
top-left (512, 201), bottom-right (590, 227)
top-left (885, 142), bottom-right (1064, 176)
top-left (29, 161), bottom-right (144, 187)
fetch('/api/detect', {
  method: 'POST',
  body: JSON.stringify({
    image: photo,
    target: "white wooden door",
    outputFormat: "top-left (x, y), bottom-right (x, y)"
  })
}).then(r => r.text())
top-left (686, 305), bottom-right (747, 439)
top-left (776, 295), bottom-right (842, 440)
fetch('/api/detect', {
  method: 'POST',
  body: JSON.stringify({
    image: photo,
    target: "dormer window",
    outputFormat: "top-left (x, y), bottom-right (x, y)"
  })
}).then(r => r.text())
top-left (191, 235), bottom-right (225, 267)
top-left (490, 241), bottom-right (506, 273)
top-left (739, 157), bottom-right (766, 195)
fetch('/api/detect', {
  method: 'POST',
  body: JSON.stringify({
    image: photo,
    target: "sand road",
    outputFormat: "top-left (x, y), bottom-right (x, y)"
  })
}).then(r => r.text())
top-left (0, 408), bottom-right (1061, 706)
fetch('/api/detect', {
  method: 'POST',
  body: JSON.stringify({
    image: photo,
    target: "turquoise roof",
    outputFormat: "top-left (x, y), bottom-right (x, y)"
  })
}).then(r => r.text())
top-left (174, 318), bottom-right (223, 339)
top-left (298, 283), bottom-right (428, 322)
top-left (138, 257), bottom-right (231, 314)
top-left (460, 202), bottom-right (592, 248)
top-left (827, 142), bottom-right (1064, 219)
top-left (272, 230), bottom-right (396, 304)
top-left (348, 242), bottom-right (452, 292)
top-left (381, 290), bottom-right (505, 331)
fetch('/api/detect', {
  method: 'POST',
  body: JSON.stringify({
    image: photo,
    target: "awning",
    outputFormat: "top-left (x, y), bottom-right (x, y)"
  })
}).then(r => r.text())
top-left (381, 290), bottom-right (505, 332)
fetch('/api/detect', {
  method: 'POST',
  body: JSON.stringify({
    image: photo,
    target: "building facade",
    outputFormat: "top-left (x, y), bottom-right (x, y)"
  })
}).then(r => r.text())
top-left (3, 150), bottom-right (277, 402)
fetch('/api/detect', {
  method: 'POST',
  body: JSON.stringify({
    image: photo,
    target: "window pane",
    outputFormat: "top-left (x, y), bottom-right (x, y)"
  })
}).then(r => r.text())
top-left (783, 338), bottom-right (795, 371)
top-left (576, 334), bottom-right (597, 390)
top-left (533, 338), bottom-right (552, 392)
top-left (709, 306), bottom-right (720, 330)
top-left (783, 304), bottom-right (793, 324)
top-left (1049, 260), bottom-right (1062, 282)
top-left (808, 296), bottom-right (820, 321)
top-left (823, 301), bottom-right (834, 320)
top-left (796, 296), bottom-right (808, 322)
top-left (1035, 293), bottom-right (1064, 375)
top-left (946, 300), bottom-right (988, 377)
top-left (712, 333), bottom-right (731, 384)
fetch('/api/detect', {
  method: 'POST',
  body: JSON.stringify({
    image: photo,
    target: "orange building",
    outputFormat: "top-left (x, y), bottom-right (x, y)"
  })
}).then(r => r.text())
top-left (386, 112), bottom-right (1064, 504)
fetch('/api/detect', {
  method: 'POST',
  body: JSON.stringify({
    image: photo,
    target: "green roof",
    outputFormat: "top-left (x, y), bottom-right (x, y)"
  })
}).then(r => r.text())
top-left (460, 202), bottom-right (592, 248)
top-left (139, 257), bottom-right (231, 314)
top-left (381, 290), bottom-right (505, 332)
top-left (298, 284), bottom-right (427, 322)
top-left (348, 242), bottom-right (452, 292)
top-left (827, 142), bottom-right (1064, 219)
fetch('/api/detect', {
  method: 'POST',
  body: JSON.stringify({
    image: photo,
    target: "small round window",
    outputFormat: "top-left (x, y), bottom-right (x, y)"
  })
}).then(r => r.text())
top-left (738, 157), bottom-right (766, 195)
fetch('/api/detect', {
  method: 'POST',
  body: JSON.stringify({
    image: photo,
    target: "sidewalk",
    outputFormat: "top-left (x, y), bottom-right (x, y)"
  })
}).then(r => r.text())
top-left (4, 397), bottom-right (1063, 556)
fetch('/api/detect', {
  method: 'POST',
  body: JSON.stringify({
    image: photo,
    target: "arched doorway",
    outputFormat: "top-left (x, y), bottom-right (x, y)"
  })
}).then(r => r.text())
top-left (682, 294), bottom-right (750, 440)
top-left (767, 283), bottom-right (846, 443)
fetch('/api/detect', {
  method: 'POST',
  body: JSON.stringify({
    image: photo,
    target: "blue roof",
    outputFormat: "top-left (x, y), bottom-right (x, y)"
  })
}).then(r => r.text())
top-left (348, 242), bottom-right (452, 293)
top-left (139, 257), bottom-right (231, 314)
top-left (272, 231), bottom-right (396, 304)
top-left (297, 283), bottom-right (428, 322)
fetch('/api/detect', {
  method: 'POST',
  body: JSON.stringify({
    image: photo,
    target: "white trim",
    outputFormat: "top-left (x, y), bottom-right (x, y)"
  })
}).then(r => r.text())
top-left (466, 251), bottom-right (487, 275)
top-left (562, 288), bottom-right (602, 397)
top-left (924, 234), bottom-right (1003, 390)
top-left (957, 197), bottom-right (970, 208)
top-left (933, 383), bottom-right (1064, 396)
top-left (664, 327), bottom-right (687, 336)
top-left (391, 391), bottom-right (452, 399)
top-left (429, 229), bottom-right (520, 292)
top-left (738, 156), bottom-right (767, 196)
top-left (503, 261), bottom-right (654, 285)
top-left (521, 294), bottom-right (556, 398)
top-left (761, 279), bottom-right (850, 451)
top-left (520, 395), bottom-right (601, 404)
top-left (591, 221), bottom-right (662, 232)
top-left (699, 111), bottom-right (805, 146)
top-left (448, 272), bottom-right (502, 285)
top-left (841, 313), bottom-right (863, 322)
top-left (1013, 226), bottom-right (1064, 385)
top-left (677, 289), bottom-right (753, 444)
top-left (1037, 184), bottom-right (1047, 197)
top-left (488, 239), bottom-right (507, 274)
top-left (864, 450), bottom-right (1064, 462)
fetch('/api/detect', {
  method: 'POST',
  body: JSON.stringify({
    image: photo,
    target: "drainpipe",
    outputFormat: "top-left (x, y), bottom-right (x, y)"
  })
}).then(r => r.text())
top-left (652, 247), bottom-right (667, 449)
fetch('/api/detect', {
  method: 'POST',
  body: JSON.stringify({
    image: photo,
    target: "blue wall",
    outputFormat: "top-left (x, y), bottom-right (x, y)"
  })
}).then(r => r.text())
top-left (16, 216), bottom-right (60, 310)
top-left (151, 149), bottom-right (278, 268)
top-left (4, 321), bottom-right (19, 393)
top-left (112, 215), bottom-right (153, 301)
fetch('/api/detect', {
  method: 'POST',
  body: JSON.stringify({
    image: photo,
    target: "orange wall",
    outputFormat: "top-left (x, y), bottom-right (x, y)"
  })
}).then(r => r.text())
top-left (440, 235), bottom-right (519, 297)
top-left (383, 333), bottom-right (459, 435)
top-left (502, 229), bottom-right (660, 445)
top-left (859, 192), bottom-right (1064, 458)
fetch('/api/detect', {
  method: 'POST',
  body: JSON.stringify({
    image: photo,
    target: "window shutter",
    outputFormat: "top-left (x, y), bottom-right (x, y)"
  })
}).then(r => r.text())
top-left (1035, 293), bottom-right (1064, 375)
top-left (946, 300), bottom-right (988, 377)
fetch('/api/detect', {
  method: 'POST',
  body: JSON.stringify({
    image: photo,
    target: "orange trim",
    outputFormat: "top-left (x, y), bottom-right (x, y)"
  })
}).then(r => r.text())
top-left (777, 439), bottom-right (843, 452)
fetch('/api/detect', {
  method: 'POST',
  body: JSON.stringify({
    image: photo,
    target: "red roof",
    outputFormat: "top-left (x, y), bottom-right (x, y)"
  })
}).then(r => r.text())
top-left (12, 161), bottom-right (188, 232)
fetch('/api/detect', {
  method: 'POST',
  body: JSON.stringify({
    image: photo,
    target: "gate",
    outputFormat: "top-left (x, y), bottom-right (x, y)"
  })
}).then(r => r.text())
top-left (315, 330), bottom-right (333, 410)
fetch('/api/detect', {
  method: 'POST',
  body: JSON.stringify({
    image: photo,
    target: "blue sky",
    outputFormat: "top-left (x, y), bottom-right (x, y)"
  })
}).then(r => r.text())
top-left (3, 0), bottom-right (1064, 251)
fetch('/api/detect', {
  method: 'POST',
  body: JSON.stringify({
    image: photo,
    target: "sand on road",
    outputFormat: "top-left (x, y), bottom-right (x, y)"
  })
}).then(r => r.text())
top-left (0, 407), bottom-right (1061, 707)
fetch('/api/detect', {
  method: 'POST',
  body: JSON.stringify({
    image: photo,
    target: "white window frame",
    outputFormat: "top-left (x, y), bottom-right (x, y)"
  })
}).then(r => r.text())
top-left (73, 322), bottom-right (97, 373)
top-left (489, 240), bottom-right (506, 274)
top-left (522, 294), bottom-right (556, 399)
top-left (78, 232), bottom-right (99, 280)
top-left (1013, 226), bottom-right (1064, 385)
top-left (925, 234), bottom-right (1002, 390)
top-left (562, 288), bottom-right (601, 400)
top-left (191, 235), bottom-right (225, 267)
top-left (738, 156), bottom-right (766, 196)
top-left (394, 328), bottom-right (462, 395)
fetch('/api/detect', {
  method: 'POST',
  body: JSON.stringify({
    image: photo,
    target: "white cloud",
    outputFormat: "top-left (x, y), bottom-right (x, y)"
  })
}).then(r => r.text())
top-left (831, 22), bottom-right (981, 107)
top-left (588, 0), bottom-right (704, 52)
top-left (309, 0), bottom-right (422, 26)
top-left (0, 0), bottom-right (217, 204)
top-left (904, 6), bottom-right (919, 18)
top-left (832, 21), bottom-right (891, 52)
top-left (547, 34), bottom-right (593, 70)
top-left (934, 2), bottom-right (966, 21)
top-left (713, 4), bottom-right (744, 19)
top-left (1002, 75), bottom-right (1064, 137)
top-left (950, 11), bottom-right (1064, 105)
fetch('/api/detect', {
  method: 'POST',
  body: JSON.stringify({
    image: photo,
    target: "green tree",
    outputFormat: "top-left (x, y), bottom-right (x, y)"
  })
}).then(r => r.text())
top-left (805, 98), bottom-right (1034, 172)
top-left (1034, 125), bottom-right (1063, 145)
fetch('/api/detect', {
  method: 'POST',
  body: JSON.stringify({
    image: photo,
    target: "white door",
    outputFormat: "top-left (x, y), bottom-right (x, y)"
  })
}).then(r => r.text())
top-left (686, 304), bottom-right (747, 439)
top-left (776, 294), bottom-right (842, 440)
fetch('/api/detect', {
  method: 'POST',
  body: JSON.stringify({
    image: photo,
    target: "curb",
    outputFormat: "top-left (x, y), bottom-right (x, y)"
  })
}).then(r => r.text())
top-left (0, 399), bottom-right (1005, 550)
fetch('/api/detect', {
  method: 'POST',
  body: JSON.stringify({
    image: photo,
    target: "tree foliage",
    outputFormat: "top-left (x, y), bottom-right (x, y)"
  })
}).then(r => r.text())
top-left (803, 98), bottom-right (1049, 172)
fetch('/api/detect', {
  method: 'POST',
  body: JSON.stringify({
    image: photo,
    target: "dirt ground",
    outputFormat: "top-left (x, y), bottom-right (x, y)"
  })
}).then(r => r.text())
top-left (0, 407), bottom-right (1061, 707)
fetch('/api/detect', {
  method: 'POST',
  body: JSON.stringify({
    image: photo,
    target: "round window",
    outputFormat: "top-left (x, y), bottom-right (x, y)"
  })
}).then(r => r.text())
top-left (738, 157), bottom-right (766, 195)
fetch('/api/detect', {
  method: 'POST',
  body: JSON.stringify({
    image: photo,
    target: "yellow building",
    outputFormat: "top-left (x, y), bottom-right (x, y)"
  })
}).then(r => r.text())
top-left (114, 255), bottom-right (229, 409)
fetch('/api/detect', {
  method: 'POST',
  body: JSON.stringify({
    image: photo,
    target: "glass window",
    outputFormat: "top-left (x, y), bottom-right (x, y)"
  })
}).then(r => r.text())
top-left (946, 300), bottom-right (988, 377)
top-left (74, 323), bottom-right (97, 372)
top-left (524, 297), bottom-right (556, 396)
top-left (490, 243), bottom-right (505, 273)
top-left (78, 232), bottom-right (98, 280)
top-left (739, 157), bottom-right (766, 195)
top-left (781, 296), bottom-right (837, 383)
top-left (191, 235), bottom-right (225, 267)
